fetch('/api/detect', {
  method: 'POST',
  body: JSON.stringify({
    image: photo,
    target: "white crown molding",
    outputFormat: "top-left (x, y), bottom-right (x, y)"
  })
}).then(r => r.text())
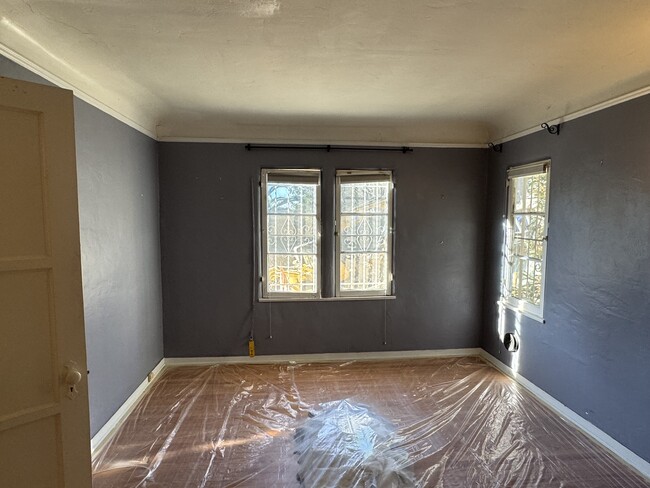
top-left (4, 40), bottom-right (649, 148)
top-left (0, 42), bottom-right (157, 140)
top-left (480, 350), bottom-right (650, 480)
top-left (157, 136), bottom-right (488, 149)
top-left (493, 84), bottom-right (650, 145)
top-left (90, 358), bottom-right (165, 457)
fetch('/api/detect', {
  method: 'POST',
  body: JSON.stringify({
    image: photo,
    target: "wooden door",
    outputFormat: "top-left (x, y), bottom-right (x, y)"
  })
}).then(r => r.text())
top-left (0, 76), bottom-right (92, 487)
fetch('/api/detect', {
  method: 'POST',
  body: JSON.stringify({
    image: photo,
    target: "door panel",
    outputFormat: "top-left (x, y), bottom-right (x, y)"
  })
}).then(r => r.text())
top-left (0, 270), bottom-right (55, 417)
top-left (0, 106), bottom-right (47, 257)
top-left (0, 416), bottom-right (62, 487)
top-left (0, 76), bottom-right (92, 487)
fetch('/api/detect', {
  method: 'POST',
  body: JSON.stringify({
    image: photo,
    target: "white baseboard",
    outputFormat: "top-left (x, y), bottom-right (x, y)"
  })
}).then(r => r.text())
top-left (479, 350), bottom-right (650, 480)
top-left (164, 348), bottom-right (481, 367)
top-left (90, 358), bottom-right (165, 457)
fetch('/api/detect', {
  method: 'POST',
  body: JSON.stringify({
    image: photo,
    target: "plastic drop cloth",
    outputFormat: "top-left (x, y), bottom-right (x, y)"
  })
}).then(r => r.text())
top-left (294, 400), bottom-right (414, 487)
top-left (92, 357), bottom-right (649, 487)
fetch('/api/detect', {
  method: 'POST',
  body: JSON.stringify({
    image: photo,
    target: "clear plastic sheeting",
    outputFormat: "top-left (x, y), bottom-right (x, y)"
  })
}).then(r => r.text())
top-left (294, 400), bottom-right (414, 487)
top-left (92, 357), bottom-right (650, 487)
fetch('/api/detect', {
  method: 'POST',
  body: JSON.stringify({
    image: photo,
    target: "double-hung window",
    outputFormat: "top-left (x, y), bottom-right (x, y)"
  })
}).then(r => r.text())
top-left (336, 170), bottom-right (394, 297)
top-left (261, 169), bottom-right (321, 298)
top-left (503, 160), bottom-right (550, 320)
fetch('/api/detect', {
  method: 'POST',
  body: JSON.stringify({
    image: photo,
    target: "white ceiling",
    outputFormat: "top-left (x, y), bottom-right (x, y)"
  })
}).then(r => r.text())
top-left (1, 0), bottom-right (650, 145)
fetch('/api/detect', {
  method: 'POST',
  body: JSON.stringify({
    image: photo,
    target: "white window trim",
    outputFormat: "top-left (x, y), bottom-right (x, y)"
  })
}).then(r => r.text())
top-left (335, 169), bottom-right (395, 298)
top-left (502, 159), bottom-right (550, 323)
top-left (260, 168), bottom-right (322, 299)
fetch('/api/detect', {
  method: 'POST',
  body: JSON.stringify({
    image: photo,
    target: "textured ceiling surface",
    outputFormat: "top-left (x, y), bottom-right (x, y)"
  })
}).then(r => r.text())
top-left (1, 0), bottom-right (649, 143)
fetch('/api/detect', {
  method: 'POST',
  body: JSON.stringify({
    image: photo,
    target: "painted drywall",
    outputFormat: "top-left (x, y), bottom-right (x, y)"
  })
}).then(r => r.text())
top-left (1, 56), bottom-right (164, 436)
top-left (482, 94), bottom-right (650, 461)
top-left (159, 143), bottom-right (487, 357)
top-left (74, 101), bottom-right (163, 437)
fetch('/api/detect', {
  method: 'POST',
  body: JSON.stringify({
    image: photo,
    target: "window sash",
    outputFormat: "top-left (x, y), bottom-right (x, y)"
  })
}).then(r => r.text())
top-left (335, 170), bottom-right (394, 297)
top-left (267, 173), bottom-right (320, 185)
top-left (503, 161), bottom-right (550, 320)
top-left (261, 169), bottom-right (321, 298)
top-left (507, 160), bottom-right (549, 178)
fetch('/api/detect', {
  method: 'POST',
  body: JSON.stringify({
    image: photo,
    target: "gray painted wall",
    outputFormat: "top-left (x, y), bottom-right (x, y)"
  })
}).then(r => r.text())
top-left (481, 94), bottom-right (650, 461)
top-left (1, 57), bottom-right (164, 436)
top-left (159, 143), bottom-right (487, 357)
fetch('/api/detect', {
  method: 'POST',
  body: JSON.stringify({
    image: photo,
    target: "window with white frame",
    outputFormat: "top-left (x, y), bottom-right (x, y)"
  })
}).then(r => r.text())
top-left (503, 160), bottom-right (550, 320)
top-left (261, 169), bottom-right (321, 298)
top-left (336, 170), bottom-right (394, 297)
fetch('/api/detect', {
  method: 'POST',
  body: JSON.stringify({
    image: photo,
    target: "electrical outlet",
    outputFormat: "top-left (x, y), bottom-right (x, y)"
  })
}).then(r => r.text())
top-left (147, 372), bottom-right (154, 383)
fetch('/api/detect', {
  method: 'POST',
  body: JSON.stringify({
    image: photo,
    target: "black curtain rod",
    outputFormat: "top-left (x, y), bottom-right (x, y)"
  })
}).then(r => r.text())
top-left (245, 143), bottom-right (413, 153)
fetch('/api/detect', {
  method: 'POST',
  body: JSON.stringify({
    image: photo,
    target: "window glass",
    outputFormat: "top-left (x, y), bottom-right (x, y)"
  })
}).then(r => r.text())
top-left (504, 162), bottom-right (549, 317)
top-left (337, 173), bottom-right (393, 296)
top-left (262, 171), bottom-right (320, 297)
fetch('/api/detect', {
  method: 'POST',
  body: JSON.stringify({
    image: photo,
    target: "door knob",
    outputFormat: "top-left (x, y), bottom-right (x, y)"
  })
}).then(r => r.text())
top-left (64, 361), bottom-right (82, 399)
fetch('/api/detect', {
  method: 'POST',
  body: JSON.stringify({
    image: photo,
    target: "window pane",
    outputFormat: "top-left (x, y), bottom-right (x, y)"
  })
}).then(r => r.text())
top-left (340, 215), bottom-right (388, 252)
top-left (513, 173), bottom-right (547, 213)
top-left (267, 254), bottom-right (317, 294)
top-left (264, 174), bottom-right (319, 296)
top-left (267, 183), bottom-right (317, 215)
top-left (341, 182), bottom-right (389, 213)
top-left (268, 235), bottom-right (317, 254)
top-left (512, 237), bottom-right (543, 260)
top-left (338, 178), bottom-right (391, 294)
top-left (514, 214), bottom-right (546, 240)
top-left (506, 168), bottom-right (549, 311)
top-left (340, 253), bottom-right (387, 291)
top-left (511, 257), bottom-right (542, 306)
top-left (267, 215), bottom-right (317, 254)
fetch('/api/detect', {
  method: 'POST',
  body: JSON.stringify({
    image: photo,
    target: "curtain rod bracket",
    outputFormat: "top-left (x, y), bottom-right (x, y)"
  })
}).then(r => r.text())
top-left (541, 122), bottom-right (561, 135)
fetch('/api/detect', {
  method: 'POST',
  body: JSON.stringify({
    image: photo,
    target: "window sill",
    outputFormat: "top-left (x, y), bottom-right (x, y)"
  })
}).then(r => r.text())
top-left (498, 300), bottom-right (546, 324)
top-left (260, 295), bottom-right (397, 303)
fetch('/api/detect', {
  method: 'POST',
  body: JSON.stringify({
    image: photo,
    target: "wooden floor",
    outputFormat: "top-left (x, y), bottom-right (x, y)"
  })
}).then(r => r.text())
top-left (92, 357), bottom-right (649, 487)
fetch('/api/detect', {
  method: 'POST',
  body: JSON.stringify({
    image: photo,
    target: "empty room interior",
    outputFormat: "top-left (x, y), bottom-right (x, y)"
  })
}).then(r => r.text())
top-left (1, 1), bottom-right (650, 486)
